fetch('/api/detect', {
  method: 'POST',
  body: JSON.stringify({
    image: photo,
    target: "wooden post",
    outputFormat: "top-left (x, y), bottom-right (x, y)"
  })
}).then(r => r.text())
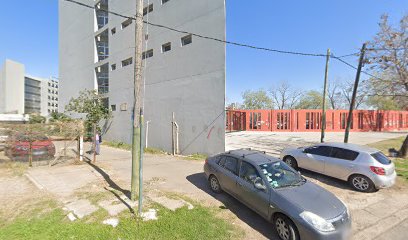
top-left (344, 43), bottom-right (367, 143)
top-left (321, 49), bottom-right (330, 143)
top-left (131, 0), bottom-right (144, 202)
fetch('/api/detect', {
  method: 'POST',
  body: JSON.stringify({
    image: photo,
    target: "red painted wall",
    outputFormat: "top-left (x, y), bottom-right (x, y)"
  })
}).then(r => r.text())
top-left (226, 109), bottom-right (408, 132)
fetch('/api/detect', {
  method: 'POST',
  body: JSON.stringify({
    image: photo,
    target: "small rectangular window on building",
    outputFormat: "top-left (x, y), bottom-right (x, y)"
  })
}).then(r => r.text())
top-left (111, 105), bottom-right (116, 111)
top-left (162, 42), bottom-right (171, 53)
top-left (181, 34), bottom-right (192, 46)
top-left (111, 64), bottom-right (116, 71)
top-left (111, 28), bottom-right (116, 35)
top-left (142, 49), bottom-right (154, 59)
top-left (121, 18), bottom-right (132, 29)
top-left (162, 0), bottom-right (170, 4)
top-left (121, 58), bottom-right (133, 67)
top-left (143, 4), bottom-right (153, 16)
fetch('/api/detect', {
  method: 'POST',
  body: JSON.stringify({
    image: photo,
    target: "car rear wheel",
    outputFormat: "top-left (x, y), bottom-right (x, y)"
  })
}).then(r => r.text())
top-left (274, 214), bottom-right (299, 240)
top-left (283, 156), bottom-right (298, 170)
top-left (349, 175), bottom-right (375, 192)
top-left (209, 175), bottom-right (222, 193)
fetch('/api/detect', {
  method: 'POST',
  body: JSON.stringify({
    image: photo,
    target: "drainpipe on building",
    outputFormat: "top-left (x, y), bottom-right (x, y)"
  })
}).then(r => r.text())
top-left (174, 121), bottom-right (179, 155)
top-left (145, 121), bottom-right (150, 148)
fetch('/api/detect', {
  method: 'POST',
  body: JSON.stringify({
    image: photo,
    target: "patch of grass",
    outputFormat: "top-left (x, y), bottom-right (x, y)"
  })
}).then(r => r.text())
top-left (144, 147), bottom-right (165, 155)
top-left (102, 141), bottom-right (132, 151)
top-left (103, 142), bottom-right (166, 155)
top-left (183, 153), bottom-right (208, 161)
top-left (0, 161), bottom-right (28, 176)
top-left (0, 203), bottom-right (238, 240)
top-left (368, 136), bottom-right (408, 182)
top-left (367, 136), bottom-right (406, 156)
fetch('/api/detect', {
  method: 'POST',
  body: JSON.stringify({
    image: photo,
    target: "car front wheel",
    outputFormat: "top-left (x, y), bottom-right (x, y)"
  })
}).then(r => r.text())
top-left (209, 175), bottom-right (222, 193)
top-left (274, 214), bottom-right (299, 240)
top-left (349, 175), bottom-right (375, 192)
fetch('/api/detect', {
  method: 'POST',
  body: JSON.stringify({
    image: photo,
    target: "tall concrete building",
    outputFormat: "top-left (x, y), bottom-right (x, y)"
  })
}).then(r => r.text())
top-left (25, 75), bottom-right (59, 116)
top-left (0, 60), bottom-right (25, 114)
top-left (0, 60), bottom-right (59, 117)
top-left (59, 0), bottom-right (226, 155)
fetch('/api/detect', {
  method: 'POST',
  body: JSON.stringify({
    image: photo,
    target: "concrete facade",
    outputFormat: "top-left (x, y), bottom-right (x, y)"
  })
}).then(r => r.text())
top-left (59, 0), bottom-right (226, 155)
top-left (0, 60), bottom-right (25, 114)
top-left (0, 60), bottom-right (59, 117)
top-left (25, 75), bottom-right (60, 116)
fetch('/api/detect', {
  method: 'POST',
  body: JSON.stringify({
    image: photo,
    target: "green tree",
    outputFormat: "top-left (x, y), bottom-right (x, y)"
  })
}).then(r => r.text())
top-left (29, 114), bottom-right (46, 124)
top-left (366, 95), bottom-right (401, 110)
top-left (295, 90), bottom-right (329, 109)
top-left (65, 90), bottom-right (111, 131)
top-left (241, 89), bottom-right (273, 110)
top-left (49, 112), bottom-right (72, 122)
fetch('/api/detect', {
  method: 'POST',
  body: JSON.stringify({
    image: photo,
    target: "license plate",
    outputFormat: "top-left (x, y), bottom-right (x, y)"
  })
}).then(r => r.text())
top-left (33, 151), bottom-right (47, 156)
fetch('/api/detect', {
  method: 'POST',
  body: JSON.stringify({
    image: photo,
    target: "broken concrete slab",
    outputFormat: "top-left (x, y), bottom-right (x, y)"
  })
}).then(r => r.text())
top-left (141, 209), bottom-right (158, 221)
top-left (65, 199), bottom-right (98, 219)
top-left (98, 195), bottom-right (137, 216)
top-left (102, 218), bottom-right (119, 227)
top-left (67, 212), bottom-right (77, 221)
top-left (147, 192), bottom-right (194, 211)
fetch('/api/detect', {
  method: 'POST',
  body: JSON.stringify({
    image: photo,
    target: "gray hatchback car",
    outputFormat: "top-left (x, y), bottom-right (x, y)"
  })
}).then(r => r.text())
top-left (280, 143), bottom-right (396, 192)
top-left (204, 149), bottom-right (351, 240)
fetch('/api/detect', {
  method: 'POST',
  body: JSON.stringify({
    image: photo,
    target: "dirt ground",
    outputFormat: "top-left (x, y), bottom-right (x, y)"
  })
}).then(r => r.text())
top-left (2, 134), bottom-right (408, 240)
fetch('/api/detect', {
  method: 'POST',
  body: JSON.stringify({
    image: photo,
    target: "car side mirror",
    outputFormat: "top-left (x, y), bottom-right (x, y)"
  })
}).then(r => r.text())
top-left (254, 177), bottom-right (266, 191)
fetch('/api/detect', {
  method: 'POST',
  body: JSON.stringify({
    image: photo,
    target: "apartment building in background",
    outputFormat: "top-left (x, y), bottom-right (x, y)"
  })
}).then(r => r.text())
top-left (59, 0), bottom-right (226, 155)
top-left (0, 59), bottom-right (59, 117)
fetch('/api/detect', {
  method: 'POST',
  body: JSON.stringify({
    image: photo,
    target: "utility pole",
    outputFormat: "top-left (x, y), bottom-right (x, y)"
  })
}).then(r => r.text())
top-left (344, 43), bottom-right (367, 143)
top-left (131, 0), bottom-right (144, 207)
top-left (321, 49), bottom-right (330, 143)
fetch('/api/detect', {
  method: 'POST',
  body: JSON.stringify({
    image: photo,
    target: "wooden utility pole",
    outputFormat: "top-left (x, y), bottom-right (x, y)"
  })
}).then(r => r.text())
top-left (344, 43), bottom-right (367, 143)
top-left (131, 0), bottom-right (144, 204)
top-left (321, 49), bottom-right (330, 143)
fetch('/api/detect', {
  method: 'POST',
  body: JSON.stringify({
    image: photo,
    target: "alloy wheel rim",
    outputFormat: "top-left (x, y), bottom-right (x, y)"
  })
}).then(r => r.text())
top-left (210, 177), bottom-right (219, 191)
top-left (285, 158), bottom-right (293, 166)
top-left (276, 218), bottom-right (290, 240)
top-left (353, 177), bottom-right (369, 190)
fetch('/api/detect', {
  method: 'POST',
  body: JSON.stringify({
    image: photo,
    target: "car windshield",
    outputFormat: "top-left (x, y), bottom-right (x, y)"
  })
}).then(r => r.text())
top-left (259, 161), bottom-right (305, 189)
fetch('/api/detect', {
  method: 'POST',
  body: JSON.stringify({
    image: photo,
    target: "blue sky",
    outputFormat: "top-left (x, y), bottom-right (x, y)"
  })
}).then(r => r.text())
top-left (0, 1), bottom-right (406, 103)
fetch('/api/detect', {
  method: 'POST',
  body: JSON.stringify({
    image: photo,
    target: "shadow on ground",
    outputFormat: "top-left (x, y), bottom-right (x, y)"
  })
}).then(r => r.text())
top-left (299, 168), bottom-right (354, 191)
top-left (84, 158), bottom-right (134, 214)
top-left (186, 172), bottom-right (279, 240)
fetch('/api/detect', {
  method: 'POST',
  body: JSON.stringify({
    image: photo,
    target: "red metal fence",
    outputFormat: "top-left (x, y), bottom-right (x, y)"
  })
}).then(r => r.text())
top-left (226, 109), bottom-right (408, 132)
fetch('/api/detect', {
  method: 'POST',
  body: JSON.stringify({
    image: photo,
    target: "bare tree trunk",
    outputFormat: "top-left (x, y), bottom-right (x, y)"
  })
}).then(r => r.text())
top-left (93, 124), bottom-right (97, 163)
top-left (399, 135), bottom-right (408, 158)
top-left (29, 141), bottom-right (33, 167)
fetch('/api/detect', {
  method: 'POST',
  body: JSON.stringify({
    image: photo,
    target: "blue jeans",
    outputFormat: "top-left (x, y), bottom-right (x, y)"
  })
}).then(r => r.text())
top-left (95, 141), bottom-right (100, 154)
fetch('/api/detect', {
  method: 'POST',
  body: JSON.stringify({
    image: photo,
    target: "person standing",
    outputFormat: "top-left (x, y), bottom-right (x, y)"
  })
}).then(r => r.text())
top-left (95, 132), bottom-right (101, 155)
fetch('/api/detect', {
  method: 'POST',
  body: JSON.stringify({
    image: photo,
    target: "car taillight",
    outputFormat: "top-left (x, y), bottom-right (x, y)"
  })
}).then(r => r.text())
top-left (370, 166), bottom-right (385, 175)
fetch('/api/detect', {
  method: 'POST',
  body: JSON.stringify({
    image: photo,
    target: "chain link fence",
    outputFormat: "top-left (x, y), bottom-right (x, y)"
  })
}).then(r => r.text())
top-left (0, 121), bottom-right (85, 167)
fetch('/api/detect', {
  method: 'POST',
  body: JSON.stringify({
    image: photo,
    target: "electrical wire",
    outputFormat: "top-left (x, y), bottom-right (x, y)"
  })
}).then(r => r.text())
top-left (63, 0), bottom-right (328, 58)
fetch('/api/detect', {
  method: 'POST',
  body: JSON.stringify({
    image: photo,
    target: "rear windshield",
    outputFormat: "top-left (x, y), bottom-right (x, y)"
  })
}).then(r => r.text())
top-left (371, 152), bottom-right (391, 165)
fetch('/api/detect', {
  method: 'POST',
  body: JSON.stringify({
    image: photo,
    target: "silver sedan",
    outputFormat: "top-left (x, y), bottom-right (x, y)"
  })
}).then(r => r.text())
top-left (280, 143), bottom-right (396, 192)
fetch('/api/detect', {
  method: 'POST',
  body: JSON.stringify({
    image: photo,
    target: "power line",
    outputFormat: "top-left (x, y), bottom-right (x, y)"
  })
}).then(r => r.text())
top-left (63, 0), bottom-right (329, 58)
top-left (330, 55), bottom-right (389, 83)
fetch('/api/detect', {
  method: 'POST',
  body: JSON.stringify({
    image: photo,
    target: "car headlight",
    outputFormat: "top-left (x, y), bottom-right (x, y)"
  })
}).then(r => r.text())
top-left (338, 198), bottom-right (350, 218)
top-left (300, 211), bottom-right (335, 232)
